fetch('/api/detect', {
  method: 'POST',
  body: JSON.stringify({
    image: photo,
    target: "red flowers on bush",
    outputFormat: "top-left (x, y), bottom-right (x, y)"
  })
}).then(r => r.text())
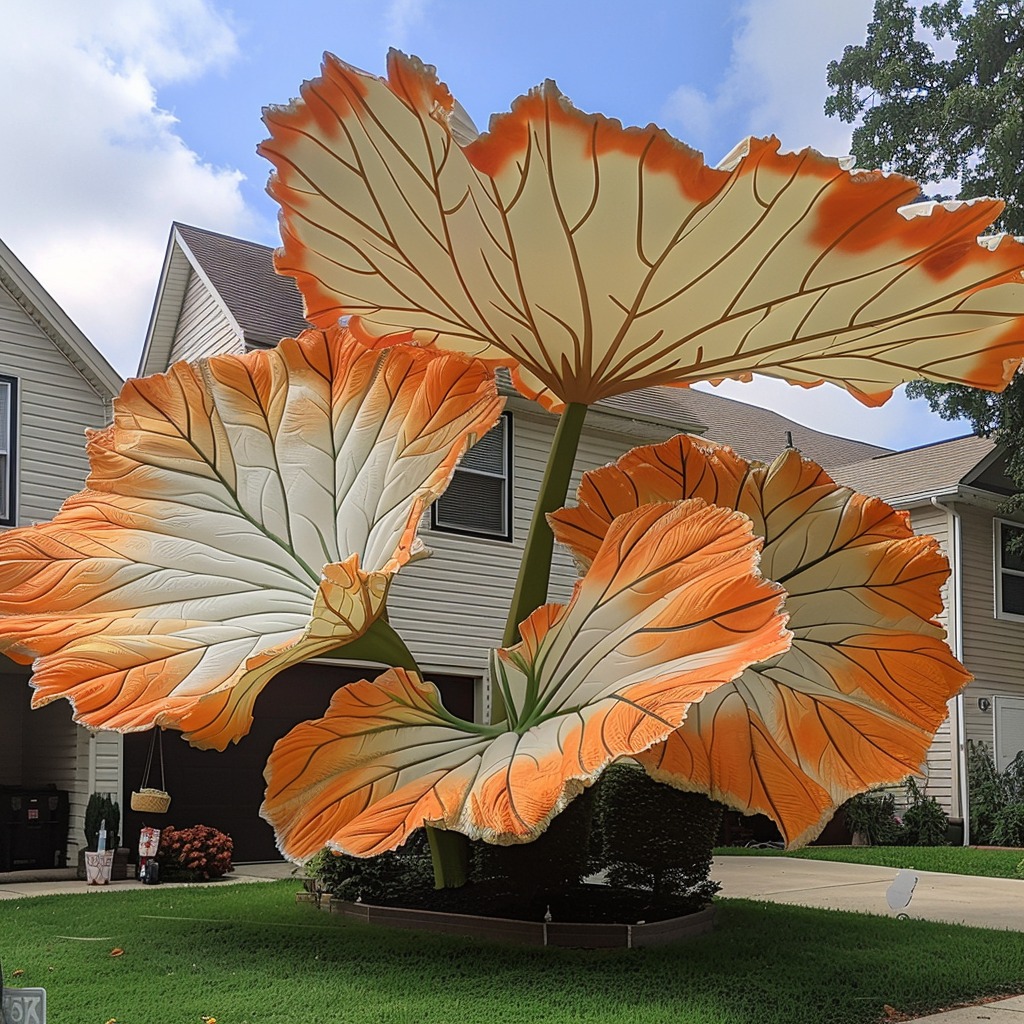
top-left (158, 824), bottom-right (234, 881)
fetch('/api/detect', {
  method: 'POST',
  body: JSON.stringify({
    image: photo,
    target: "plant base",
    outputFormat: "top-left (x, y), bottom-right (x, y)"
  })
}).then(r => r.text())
top-left (297, 887), bottom-right (716, 948)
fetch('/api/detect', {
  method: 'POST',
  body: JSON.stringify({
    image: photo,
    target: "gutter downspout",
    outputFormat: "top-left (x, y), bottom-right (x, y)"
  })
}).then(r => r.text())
top-left (931, 495), bottom-right (969, 846)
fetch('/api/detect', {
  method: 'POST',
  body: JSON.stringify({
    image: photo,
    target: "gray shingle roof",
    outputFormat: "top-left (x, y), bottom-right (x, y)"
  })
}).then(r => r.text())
top-left (173, 225), bottom-right (894, 471)
top-left (835, 433), bottom-right (998, 502)
top-left (175, 224), bottom-right (308, 346)
top-left (595, 386), bottom-right (889, 466)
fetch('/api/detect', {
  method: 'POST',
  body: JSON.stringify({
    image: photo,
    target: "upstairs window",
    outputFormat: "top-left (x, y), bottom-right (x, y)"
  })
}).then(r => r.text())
top-left (432, 413), bottom-right (512, 541)
top-left (996, 519), bottom-right (1024, 619)
top-left (0, 376), bottom-right (16, 527)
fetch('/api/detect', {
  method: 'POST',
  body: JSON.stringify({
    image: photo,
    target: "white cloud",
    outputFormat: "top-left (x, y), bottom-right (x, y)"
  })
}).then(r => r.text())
top-left (0, 1), bottom-right (255, 378)
top-left (666, 0), bottom-right (972, 450)
top-left (385, 0), bottom-right (430, 48)
top-left (695, 377), bottom-right (970, 451)
top-left (664, 0), bottom-right (875, 162)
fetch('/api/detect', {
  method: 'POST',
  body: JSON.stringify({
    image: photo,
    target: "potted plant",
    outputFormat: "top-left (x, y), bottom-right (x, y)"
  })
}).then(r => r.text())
top-left (77, 793), bottom-right (129, 882)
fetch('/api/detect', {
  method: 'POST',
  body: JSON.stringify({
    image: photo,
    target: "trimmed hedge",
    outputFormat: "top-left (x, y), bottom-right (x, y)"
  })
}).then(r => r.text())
top-left (590, 763), bottom-right (722, 907)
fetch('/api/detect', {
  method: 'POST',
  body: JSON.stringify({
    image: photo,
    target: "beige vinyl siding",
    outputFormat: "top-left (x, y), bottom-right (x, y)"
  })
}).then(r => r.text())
top-left (0, 280), bottom-right (118, 856)
top-left (906, 504), bottom-right (955, 812)
top-left (386, 409), bottom-right (673, 679)
top-left (71, 731), bottom-right (123, 855)
top-left (166, 269), bottom-right (241, 366)
top-left (92, 732), bottom-right (122, 797)
top-left (959, 504), bottom-right (1024, 756)
top-left (0, 286), bottom-right (109, 525)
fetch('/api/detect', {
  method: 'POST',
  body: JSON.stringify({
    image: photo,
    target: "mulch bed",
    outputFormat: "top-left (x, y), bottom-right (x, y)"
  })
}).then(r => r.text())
top-left (356, 881), bottom-right (704, 924)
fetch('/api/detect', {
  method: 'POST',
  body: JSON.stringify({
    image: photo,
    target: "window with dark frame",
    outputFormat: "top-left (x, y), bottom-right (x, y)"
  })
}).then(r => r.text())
top-left (431, 413), bottom-right (512, 541)
top-left (996, 519), bottom-right (1024, 618)
top-left (0, 376), bottom-right (16, 527)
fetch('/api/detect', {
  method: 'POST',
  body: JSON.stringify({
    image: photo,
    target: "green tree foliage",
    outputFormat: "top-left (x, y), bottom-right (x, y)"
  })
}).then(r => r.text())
top-left (826, 0), bottom-right (1024, 490)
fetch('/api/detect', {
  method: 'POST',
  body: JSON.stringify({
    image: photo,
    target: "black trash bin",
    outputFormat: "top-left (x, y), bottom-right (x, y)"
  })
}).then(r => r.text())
top-left (0, 786), bottom-right (70, 871)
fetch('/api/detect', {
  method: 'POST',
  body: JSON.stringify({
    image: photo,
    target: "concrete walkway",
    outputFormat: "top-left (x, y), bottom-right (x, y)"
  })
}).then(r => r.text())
top-left (0, 859), bottom-right (295, 900)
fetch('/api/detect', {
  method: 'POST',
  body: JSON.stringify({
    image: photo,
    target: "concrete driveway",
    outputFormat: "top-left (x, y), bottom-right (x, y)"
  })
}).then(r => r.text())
top-left (712, 855), bottom-right (1024, 932)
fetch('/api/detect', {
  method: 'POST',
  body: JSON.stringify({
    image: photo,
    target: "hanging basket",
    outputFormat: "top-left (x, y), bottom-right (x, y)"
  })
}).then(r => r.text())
top-left (131, 787), bottom-right (171, 814)
top-left (132, 729), bottom-right (171, 814)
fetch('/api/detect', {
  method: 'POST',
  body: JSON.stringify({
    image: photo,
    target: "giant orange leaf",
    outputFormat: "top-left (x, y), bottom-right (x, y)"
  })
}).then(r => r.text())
top-left (0, 328), bottom-right (502, 749)
top-left (262, 501), bottom-right (790, 859)
top-left (551, 435), bottom-right (970, 846)
top-left (260, 50), bottom-right (1024, 414)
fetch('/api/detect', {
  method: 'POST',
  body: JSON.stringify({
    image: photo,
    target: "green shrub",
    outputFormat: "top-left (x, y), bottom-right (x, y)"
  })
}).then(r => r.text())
top-left (968, 742), bottom-right (1024, 844)
top-left (902, 777), bottom-right (949, 847)
top-left (84, 792), bottom-right (120, 851)
top-left (589, 763), bottom-right (721, 906)
top-left (843, 790), bottom-right (905, 846)
top-left (968, 740), bottom-right (1005, 845)
top-left (305, 839), bottom-right (432, 902)
top-left (158, 824), bottom-right (233, 881)
top-left (1002, 750), bottom-right (1024, 804)
top-left (470, 784), bottom-right (596, 904)
top-left (990, 804), bottom-right (1024, 847)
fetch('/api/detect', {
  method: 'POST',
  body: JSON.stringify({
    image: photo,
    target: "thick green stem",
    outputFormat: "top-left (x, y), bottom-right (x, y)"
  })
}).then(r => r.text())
top-left (322, 616), bottom-right (419, 673)
top-left (495, 402), bottom-right (588, 724)
top-left (326, 619), bottom-right (468, 885)
top-left (427, 827), bottom-right (469, 889)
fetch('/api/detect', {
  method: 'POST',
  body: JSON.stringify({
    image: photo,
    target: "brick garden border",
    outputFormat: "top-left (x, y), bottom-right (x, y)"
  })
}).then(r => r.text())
top-left (296, 891), bottom-right (716, 948)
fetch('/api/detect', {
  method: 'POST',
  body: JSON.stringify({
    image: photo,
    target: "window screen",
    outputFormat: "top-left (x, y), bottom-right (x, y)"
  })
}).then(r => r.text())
top-left (0, 377), bottom-right (16, 526)
top-left (996, 520), bottom-right (1024, 618)
top-left (432, 414), bottom-right (511, 540)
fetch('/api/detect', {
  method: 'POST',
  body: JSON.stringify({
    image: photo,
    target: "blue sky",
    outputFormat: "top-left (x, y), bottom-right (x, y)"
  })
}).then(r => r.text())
top-left (0, 0), bottom-right (976, 449)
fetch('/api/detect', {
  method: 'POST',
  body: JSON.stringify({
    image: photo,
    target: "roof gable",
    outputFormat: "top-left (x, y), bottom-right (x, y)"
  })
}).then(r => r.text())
top-left (0, 236), bottom-right (122, 400)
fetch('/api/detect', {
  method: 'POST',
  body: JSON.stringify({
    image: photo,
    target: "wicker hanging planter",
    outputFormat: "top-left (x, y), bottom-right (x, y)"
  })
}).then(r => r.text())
top-left (130, 729), bottom-right (171, 813)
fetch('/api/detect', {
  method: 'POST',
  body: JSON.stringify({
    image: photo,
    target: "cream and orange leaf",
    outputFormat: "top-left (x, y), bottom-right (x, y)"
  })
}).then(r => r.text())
top-left (552, 435), bottom-right (970, 847)
top-left (0, 328), bottom-right (502, 749)
top-left (261, 501), bottom-right (791, 860)
top-left (261, 50), bottom-right (1024, 414)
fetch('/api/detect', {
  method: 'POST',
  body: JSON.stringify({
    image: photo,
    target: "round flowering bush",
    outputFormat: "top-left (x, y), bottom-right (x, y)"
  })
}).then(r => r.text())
top-left (158, 824), bottom-right (234, 881)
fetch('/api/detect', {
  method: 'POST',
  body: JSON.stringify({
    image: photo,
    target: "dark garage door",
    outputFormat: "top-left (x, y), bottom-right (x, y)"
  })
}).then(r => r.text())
top-left (123, 663), bottom-right (476, 863)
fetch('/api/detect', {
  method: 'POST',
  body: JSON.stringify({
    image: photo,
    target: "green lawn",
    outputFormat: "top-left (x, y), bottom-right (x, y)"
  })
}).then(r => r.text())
top-left (3, 880), bottom-right (1024, 1024)
top-left (714, 845), bottom-right (1024, 879)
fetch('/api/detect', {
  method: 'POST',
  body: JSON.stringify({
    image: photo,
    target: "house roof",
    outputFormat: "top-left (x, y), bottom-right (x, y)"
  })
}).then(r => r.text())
top-left (140, 224), bottom-right (895, 469)
top-left (137, 223), bottom-right (309, 378)
top-left (0, 236), bottom-right (122, 400)
top-left (174, 224), bottom-right (308, 346)
top-left (836, 433), bottom-right (1000, 503)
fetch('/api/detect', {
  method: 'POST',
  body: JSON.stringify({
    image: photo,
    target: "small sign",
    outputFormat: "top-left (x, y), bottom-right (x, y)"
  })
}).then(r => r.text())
top-left (2, 987), bottom-right (47, 1023)
top-left (138, 826), bottom-right (161, 858)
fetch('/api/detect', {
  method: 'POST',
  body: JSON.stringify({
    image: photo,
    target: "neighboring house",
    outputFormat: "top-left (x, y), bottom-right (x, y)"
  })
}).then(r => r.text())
top-left (839, 434), bottom-right (1024, 839)
top-left (0, 235), bottom-right (123, 869)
